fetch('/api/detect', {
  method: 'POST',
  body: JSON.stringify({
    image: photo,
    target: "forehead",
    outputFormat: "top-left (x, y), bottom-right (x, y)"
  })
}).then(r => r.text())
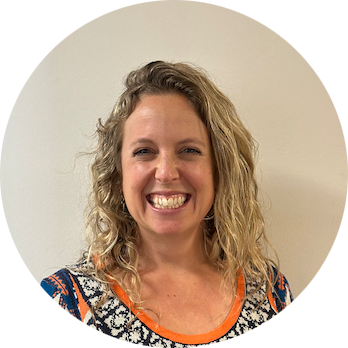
top-left (123, 94), bottom-right (208, 143)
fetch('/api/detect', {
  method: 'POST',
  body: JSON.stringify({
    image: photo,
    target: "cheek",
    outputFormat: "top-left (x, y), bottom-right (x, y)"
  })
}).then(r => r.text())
top-left (122, 162), bottom-right (152, 196)
top-left (189, 162), bottom-right (215, 185)
top-left (186, 166), bottom-right (215, 202)
top-left (121, 169), bottom-right (146, 218)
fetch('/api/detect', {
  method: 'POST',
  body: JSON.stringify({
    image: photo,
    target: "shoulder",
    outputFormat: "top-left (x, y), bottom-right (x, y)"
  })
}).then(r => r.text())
top-left (41, 268), bottom-right (75, 298)
top-left (270, 268), bottom-right (294, 312)
top-left (41, 267), bottom-right (81, 319)
top-left (41, 263), bottom-right (105, 322)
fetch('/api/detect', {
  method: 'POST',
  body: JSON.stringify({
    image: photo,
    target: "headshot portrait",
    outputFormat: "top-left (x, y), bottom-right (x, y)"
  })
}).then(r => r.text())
top-left (1, 1), bottom-right (347, 347)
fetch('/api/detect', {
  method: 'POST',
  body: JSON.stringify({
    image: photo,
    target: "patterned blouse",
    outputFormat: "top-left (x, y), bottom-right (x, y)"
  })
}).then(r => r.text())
top-left (41, 264), bottom-right (293, 346)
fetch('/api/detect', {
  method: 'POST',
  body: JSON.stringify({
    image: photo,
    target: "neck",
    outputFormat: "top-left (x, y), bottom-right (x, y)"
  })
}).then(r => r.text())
top-left (137, 226), bottom-right (210, 273)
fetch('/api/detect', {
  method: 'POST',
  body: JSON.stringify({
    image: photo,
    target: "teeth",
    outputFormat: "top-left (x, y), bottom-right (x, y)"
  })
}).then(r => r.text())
top-left (149, 194), bottom-right (188, 209)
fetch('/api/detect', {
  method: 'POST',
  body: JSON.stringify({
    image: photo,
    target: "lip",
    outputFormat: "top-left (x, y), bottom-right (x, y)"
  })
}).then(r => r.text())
top-left (145, 191), bottom-right (191, 212)
top-left (146, 191), bottom-right (189, 196)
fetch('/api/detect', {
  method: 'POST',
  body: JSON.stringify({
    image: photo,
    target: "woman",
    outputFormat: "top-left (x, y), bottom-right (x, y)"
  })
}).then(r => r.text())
top-left (41, 61), bottom-right (292, 346)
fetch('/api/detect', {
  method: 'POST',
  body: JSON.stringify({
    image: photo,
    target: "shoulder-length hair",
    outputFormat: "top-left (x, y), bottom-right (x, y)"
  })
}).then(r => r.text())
top-left (83, 61), bottom-right (277, 306)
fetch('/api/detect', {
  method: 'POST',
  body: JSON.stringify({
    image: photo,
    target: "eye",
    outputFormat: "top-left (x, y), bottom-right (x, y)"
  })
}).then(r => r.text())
top-left (182, 148), bottom-right (201, 155)
top-left (133, 148), bottom-right (152, 156)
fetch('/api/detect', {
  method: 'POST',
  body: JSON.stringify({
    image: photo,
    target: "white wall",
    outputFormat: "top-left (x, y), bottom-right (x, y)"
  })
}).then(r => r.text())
top-left (1, 1), bottom-right (346, 302)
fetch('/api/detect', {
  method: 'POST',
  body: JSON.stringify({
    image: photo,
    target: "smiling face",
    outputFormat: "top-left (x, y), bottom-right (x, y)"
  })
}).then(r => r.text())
top-left (121, 93), bottom-right (215, 241)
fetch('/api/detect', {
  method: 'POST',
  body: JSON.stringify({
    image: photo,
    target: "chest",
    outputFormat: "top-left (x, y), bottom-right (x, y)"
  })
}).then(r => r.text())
top-left (139, 273), bottom-right (235, 335)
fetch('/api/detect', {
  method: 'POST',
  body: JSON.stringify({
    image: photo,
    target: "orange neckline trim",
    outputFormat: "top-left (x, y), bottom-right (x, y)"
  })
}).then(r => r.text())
top-left (111, 271), bottom-right (245, 345)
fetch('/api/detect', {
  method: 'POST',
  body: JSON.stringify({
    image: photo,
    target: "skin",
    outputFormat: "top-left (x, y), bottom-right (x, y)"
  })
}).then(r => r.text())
top-left (121, 93), bottom-right (234, 334)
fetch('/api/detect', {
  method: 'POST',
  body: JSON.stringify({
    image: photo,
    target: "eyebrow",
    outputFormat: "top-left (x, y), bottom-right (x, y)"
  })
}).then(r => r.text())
top-left (129, 137), bottom-right (206, 148)
top-left (177, 137), bottom-right (206, 148)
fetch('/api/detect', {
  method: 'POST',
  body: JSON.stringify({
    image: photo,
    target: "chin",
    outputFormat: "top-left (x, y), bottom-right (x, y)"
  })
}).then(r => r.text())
top-left (144, 220), bottom-right (202, 238)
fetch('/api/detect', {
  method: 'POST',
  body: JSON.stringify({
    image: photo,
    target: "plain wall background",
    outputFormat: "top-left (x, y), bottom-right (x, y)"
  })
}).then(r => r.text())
top-left (1, 0), bottom-right (347, 304)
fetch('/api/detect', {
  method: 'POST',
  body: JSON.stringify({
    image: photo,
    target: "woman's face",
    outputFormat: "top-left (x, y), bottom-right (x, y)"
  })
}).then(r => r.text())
top-left (121, 93), bottom-right (215, 240)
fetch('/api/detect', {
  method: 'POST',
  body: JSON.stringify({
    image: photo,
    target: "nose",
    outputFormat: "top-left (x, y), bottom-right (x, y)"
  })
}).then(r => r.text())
top-left (155, 153), bottom-right (179, 183)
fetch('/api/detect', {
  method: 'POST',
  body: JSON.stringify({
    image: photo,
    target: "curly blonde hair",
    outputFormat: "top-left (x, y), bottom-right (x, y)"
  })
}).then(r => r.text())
top-left (83, 61), bottom-right (278, 308)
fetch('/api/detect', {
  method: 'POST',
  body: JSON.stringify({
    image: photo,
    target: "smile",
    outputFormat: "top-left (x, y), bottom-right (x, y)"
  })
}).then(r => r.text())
top-left (147, 194), bottom-right (190, 209)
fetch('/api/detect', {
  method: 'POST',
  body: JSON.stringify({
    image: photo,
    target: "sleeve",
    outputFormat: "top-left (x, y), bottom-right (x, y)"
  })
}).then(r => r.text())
top-left (41, 269), bottom-right (82, 320)
top-left (272, 269), bottom-right (294, 312)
